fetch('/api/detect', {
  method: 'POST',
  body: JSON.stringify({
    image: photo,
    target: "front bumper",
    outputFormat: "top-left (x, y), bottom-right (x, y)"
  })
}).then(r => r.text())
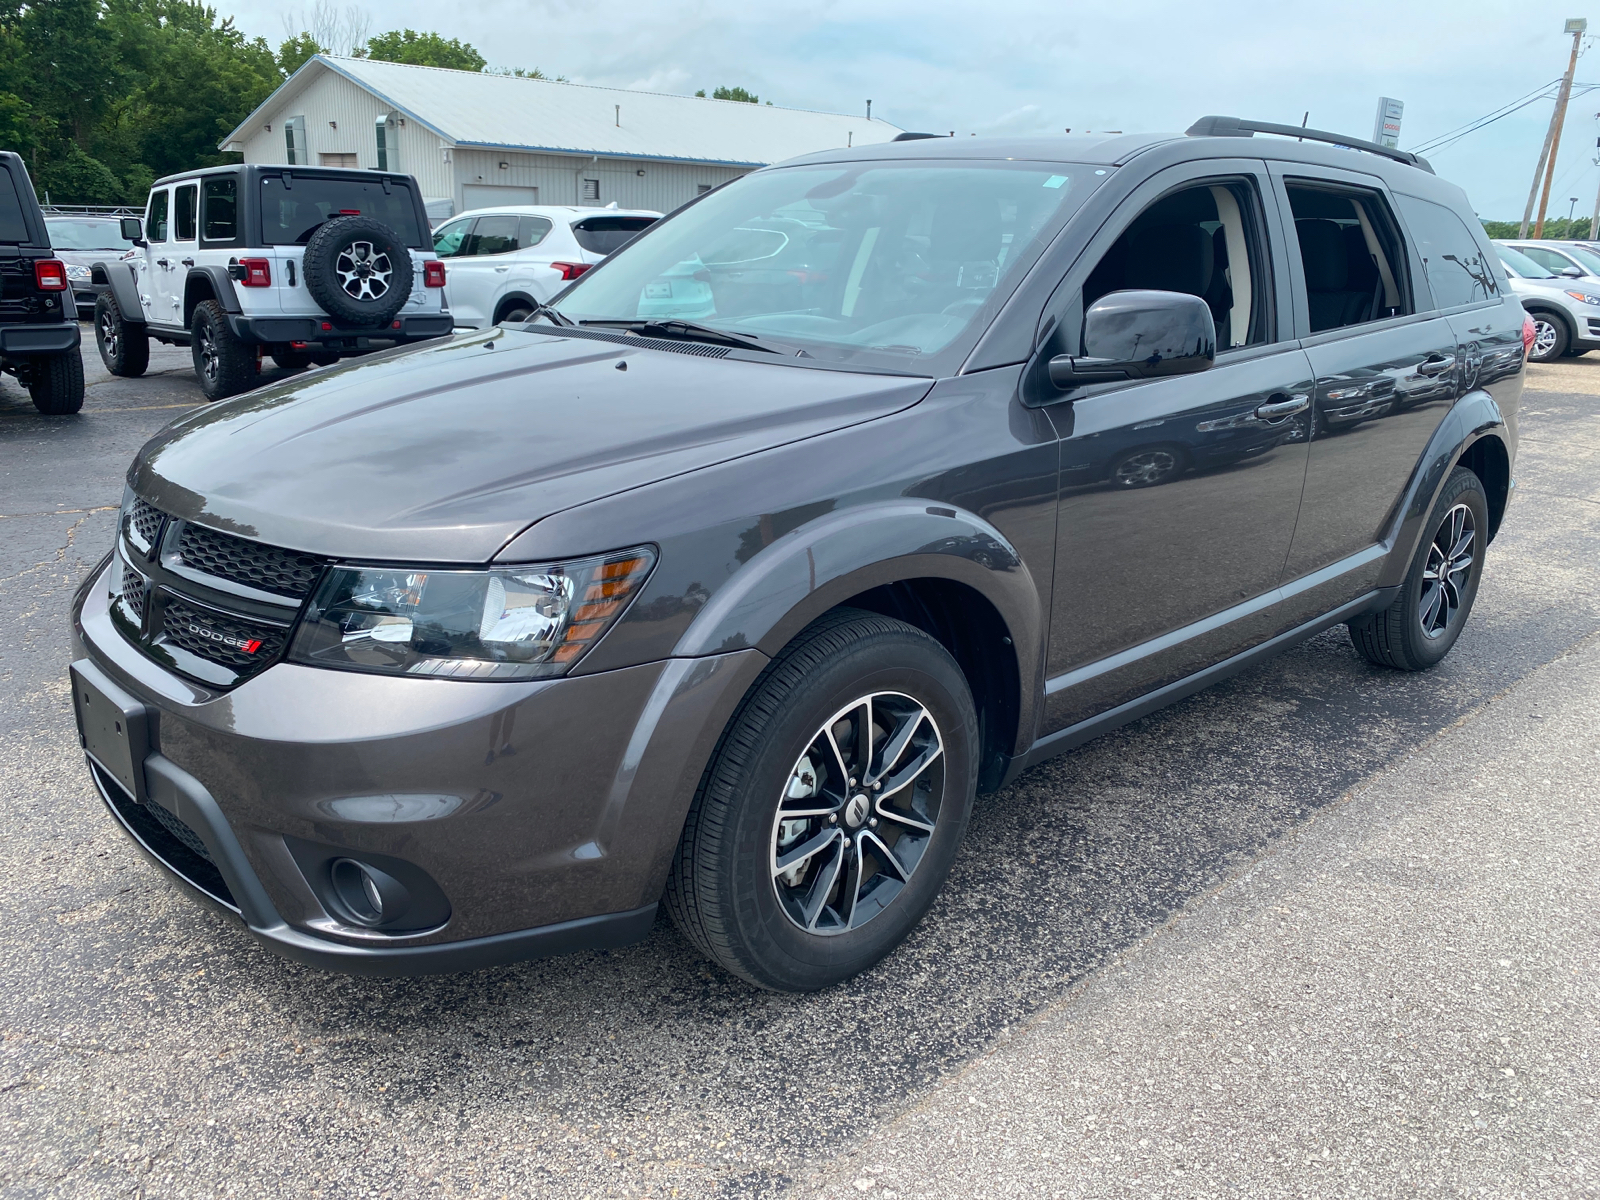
top-left (225, 312), bottom-right (453, 347)
top-left (71, 556), bottom-right (767, 975)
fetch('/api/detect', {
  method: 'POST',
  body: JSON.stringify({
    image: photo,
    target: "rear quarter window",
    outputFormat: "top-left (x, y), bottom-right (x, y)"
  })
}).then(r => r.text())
top-left (572, 216), bottom-right (656, 255)
top-left (0, 167), bottom-right (31, 243)
top-left (202, 178), bottom-right (237, 241)
top-left (1394, 193), bottom-right (1499, 309)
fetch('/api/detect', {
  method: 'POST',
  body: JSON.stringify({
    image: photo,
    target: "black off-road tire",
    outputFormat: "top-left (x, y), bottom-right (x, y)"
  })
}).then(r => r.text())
top-left (303, 215), bottom-right (413, 328)
top-left (309, 352), bottom-right (341, 367)
top-left (665, 608), bottom-right (978, 992)
top-left (1348, 466), bottom-right (1489, 671)
top-left (190, 300), bottom-right (257, 401)
top-left (94, 292), bottom-right (149, 377)
top-left (26, 351), bottom-right (85, 415)
top-left (271, 349), bottom-right (312, 370)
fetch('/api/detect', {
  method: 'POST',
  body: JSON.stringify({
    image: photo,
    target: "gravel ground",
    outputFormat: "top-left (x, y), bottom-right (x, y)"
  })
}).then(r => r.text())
top-left (0, 345), bottom-right (1597, 1198)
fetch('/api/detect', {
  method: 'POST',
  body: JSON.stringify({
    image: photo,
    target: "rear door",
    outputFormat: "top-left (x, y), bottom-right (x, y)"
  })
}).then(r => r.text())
top-left (1271, 164), bottom-right (1465, 622)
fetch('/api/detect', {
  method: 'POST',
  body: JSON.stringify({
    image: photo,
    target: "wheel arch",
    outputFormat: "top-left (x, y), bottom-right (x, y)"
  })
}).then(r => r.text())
top-left (182, 267), bottom-right (241, 327)
top-left (492, 291), bottom-right (541, 324)
top-left (90, 261), bottom-right (144, 324)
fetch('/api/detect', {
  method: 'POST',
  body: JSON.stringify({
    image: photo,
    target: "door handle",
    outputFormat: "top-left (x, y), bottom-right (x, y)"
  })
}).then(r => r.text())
top-left (1416, 354), bottom-right (1456, 377)
top-left (494, 266), bottom-right (509, 273)
top-left (180, 257), bottom-right (195, 267)
top-left (1255, 393), bottom-right (1310, 420)
top-left (155, 258), bottom-right (169, 268)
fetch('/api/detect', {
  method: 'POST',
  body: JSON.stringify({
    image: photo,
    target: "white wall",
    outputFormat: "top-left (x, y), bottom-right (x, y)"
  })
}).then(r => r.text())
top-left (449, 148), bottom-right (746, 215)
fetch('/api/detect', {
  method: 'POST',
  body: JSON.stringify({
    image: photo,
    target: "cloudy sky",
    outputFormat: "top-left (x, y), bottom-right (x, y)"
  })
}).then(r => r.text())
top-left (222, 0), bottom-right (1600, 221)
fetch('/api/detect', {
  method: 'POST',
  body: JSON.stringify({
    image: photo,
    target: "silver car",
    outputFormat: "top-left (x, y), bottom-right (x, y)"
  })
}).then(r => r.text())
top-left (1493, 241), bottom-right (1600, 361)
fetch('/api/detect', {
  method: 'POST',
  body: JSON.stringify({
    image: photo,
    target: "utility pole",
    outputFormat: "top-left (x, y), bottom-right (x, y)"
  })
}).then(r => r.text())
top-left (1588, 122), bottom-right (1600, 240)
top-left (1528, 19), bottom-right (1588, 238)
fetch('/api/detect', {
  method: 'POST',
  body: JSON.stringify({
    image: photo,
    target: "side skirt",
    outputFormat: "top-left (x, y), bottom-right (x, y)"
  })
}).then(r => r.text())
top-left (999, 588), bottom-right (1394, 786)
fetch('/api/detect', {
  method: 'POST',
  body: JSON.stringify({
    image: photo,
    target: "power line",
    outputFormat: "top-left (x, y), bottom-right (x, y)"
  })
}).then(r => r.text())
top-left (1410, 79), bottom-right (1560, 154)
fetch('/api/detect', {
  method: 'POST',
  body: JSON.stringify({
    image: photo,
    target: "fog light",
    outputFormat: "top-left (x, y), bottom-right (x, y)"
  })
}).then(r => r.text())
top-left (330, 857), bottom-right (410, 927)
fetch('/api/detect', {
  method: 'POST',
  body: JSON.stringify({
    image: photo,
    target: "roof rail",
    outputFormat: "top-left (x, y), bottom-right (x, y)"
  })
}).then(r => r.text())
top-left (1185, 115), bottom-right (1434, 174)
top-left (892, 131), bottom-right (947, 142)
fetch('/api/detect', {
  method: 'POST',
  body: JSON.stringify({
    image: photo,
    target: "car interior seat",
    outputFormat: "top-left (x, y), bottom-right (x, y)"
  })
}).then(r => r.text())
top-left (1297, 218), bottom-right (1372, 332)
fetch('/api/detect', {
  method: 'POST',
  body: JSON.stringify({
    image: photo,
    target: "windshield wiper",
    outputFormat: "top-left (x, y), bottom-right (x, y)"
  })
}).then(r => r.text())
top-left (578, 318), bottom-right (778, 353)
top-left (522, 302), bottom-right (574, 327)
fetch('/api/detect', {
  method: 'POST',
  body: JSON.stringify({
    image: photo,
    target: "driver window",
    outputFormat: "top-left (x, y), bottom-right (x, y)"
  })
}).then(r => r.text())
top-left (431, 217), bottom-right (472, 259)
top-left (146, 189), bottom-right (169, 243)
top-left (1082, 181), bottom-right (1267, 352)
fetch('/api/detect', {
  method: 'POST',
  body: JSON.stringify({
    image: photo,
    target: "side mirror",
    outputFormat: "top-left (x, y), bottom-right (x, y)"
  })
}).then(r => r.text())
top-left (1560, 265), bottom-right (1584, 278)
top-left (120, 216), bottom-right (144, 245)
top-left (1049, 289), bottom-right (1216, 390)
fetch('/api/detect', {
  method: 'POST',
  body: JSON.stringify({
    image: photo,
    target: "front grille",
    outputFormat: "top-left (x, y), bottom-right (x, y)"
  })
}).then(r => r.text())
top-left (161, 597), bottom-right (287, 672)
top-left (89, 762), bottom-right (236, 909)
top-left (146, 798), bottom-right (212, 861)
top-left (120, 566), bottom-right (146, 622)
top-left (174, 522), bottom-right (325, 599)
top-left (128, 498), bottom-right (163, 552)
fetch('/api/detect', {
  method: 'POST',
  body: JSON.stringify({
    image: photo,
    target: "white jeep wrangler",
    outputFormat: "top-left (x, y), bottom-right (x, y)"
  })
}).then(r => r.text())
top-left (92, 164), bottom-right (451, 400)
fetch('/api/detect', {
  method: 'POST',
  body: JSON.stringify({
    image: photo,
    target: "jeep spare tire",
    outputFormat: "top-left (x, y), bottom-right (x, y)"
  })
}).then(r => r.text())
top-left (302, 215), bottom-right (414, 327)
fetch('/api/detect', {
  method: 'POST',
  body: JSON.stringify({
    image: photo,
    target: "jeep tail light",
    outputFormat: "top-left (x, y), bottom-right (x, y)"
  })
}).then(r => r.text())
top-left (550, 261), bottom-right (592, 281)
top-left (424, 260), bottom-right (446, 287)
top-left (34, 259), bottom-right (68, 290)
top-left (1522, 314), bottom-right (1536, 355)
top-left (239, 258), bottom-right (271, 287)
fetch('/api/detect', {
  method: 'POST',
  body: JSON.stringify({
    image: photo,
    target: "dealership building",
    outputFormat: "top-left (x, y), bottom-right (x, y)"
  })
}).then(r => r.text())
top-left (221, 56), bottom-right (902, 221)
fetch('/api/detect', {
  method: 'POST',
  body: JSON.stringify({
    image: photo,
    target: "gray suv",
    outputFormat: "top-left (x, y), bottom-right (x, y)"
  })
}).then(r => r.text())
top-left (71, 117), bottom-right (1526, 991)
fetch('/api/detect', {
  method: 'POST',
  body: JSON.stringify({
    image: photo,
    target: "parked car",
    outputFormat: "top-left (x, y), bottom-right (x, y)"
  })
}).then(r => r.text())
top-left (92, 164), bottom-right (453, 400)
top-left (1493, 241), bottom-right (1600, 361)
top-left (43, 213), bottom-right (138, 319)
top-left (1499, 238), bottom-right (1600, 284)
top-left (72, 117), bottom-right (1525, 991)
top-left (0, 153), bottom-right (83, 413)
top-left (431, 205), bottom-right (659, 328)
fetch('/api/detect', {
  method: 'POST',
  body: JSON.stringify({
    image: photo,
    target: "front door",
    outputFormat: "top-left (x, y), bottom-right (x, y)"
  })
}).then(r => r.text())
top-left (1272, 170), bottom-right (1474, 617)
top-left (434, 214), bottom-right (524, 326)
top-left (1038, 163), bottom-right (1315, 731)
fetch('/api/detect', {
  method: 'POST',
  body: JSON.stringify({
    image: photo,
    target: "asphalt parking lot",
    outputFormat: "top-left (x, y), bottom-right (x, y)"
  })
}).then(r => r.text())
top-left (2, 341), bottom-right (1597, 1199)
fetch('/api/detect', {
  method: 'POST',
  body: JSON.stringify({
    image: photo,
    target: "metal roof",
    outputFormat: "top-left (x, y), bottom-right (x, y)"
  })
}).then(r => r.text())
top-left (223, 56), bottom-right (902, 167)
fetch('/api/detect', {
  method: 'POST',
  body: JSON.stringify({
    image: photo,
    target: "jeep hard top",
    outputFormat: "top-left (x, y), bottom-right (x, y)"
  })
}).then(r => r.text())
top-left (0, 150), bottom-right (84, 414)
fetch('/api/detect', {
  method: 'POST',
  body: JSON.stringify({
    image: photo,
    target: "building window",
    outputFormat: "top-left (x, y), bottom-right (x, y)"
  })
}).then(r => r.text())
top-left (375, 113), bottom-right (398, 172)
top-left (320, 153), bottom-right (358, 168)
top-left (284, 116), bottom-right (306, 165)
top-left (582, 178), bottom-right (600, 202)
top-left (698, 184), bottom-right (712, 195)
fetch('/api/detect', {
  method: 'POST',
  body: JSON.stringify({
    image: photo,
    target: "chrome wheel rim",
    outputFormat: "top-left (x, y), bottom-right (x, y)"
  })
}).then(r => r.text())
top-left (335, 241), bottom-right (392, 301)
top-left (1531, 319), bottom-right (1558, 358)
top-left (771, 691), bottom-right (945, 936)
top-left (99, 310), bottom-right (118, 359)
top-left (1115, 450), bottom-right (1178, 487)
top-left (1419, 502), bottom-right (1475, 639)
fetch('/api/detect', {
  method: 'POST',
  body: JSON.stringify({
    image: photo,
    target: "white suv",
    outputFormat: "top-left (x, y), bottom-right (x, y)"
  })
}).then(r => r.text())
top-left (1494, 241), bottom-right (1600, 362)
top-left (91, 165), bottom-right (452, 400)
top-left (430, 205), bottom-right (659, 328)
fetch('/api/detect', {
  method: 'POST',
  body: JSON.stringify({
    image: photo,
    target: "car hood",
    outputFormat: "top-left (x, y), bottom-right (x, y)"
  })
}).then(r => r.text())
top-left (130, 326), bottom-right (933, 562)
top-left (53, 248), bottom-right (127, 267)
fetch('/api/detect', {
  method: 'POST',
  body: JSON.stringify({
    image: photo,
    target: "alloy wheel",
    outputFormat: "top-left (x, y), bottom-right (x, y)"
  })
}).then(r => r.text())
top-left (197, 323), bottom-right (219, 384)
top-left (771, 691), bottom-right (945, 935)
top-left (1114, 449), bottom-right (1179, 487)
top-left (99, 310), bottom-right (119, 360)
top-left (334, 241), bottom-right (393, 301)
top-left (1419, 502), bottom-right (1475, 639)
top-left (1531, 318), bottom-right (1558, 359)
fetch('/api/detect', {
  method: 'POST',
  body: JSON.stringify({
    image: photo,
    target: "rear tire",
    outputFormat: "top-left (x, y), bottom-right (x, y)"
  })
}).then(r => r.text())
top-left (94, 292), bottom-right (149, 377)
top-left (27, 351), bottom-right (84, 415)
top-left (271, 349), bottom-right (312, 370)
top-left (190, 300), bottom-right (257, 401)
top-left (1527, 312), bottom-right (1569, 362)
top-left (1348, 466), bottom-right (1488, 670)
top-left (665, 609), bottom-right (978, 992)
top-left (498, 304), bottom-right (535, 324)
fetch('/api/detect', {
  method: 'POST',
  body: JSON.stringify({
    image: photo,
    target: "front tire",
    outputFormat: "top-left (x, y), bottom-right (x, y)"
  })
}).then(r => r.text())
top-left (190, 300), bottom-right (257, 401)
top-left (665, 609), bottom-right (978, 992)
top-left (1348, 465), bottom-right (1488, 670)
top-left (26, 352), bottom-right (84, 415)
top-left (1527, 312), bottom-right (1569, 362)
top-left (94, 292), bottom-right (149, 377)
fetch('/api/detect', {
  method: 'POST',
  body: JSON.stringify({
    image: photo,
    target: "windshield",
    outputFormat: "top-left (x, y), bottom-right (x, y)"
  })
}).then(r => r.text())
top-left (1496, 244), bottom-right (1555, 279)
top-left (552, 161), bottom-right (1103, 369)
top-left (46, 217), bottom-right (131, 250)
top-left (259, 175), bottom-right (423, 246)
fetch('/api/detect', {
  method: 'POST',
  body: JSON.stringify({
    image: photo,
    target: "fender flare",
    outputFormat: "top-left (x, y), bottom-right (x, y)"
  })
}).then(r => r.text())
top-left (1376, 387), bottom-right (1507, 590)
top-left (183, 266), bottom-right (242, 325)
top-left (672, 499), bottom-right (1045, 746)
top-left (90, 260), bottom-right (144, 324)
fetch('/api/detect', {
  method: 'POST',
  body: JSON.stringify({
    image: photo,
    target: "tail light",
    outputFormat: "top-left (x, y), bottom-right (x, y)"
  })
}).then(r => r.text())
top-left (550, 261), bottom-right (592, 282)
top-left (1522, 313), bottom-right (1536, 355)
top-left (423, 260), bottom-right (446, 287)
top-left (34, 259), bottom-right (68, 290)
top-left (238, 258), bottom-right (271, 287)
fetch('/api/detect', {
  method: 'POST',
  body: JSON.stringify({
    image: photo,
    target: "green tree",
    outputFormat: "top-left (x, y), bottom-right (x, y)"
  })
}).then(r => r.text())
top-left (277, 31), bottom-right (322, 76)
top-left (363, 29), bottom-right (485, 71)
top-left (35, 143), bottom-right (122, 203)
top-left (710, 85), bottom-right (759, 103)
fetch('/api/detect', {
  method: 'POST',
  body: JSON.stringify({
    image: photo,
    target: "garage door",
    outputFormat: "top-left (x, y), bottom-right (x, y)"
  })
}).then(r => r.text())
top-left (462, 185), bottom-right (538, 211)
